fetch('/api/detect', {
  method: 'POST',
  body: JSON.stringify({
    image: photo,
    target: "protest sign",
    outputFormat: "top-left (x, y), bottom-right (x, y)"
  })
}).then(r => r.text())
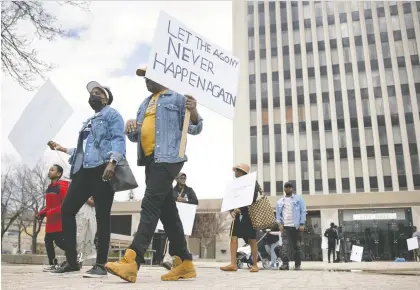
top-left (221, 172), bottom-right (257, 212)
top-left (146, 11), bottom-right (240, 120)
top-left (321, 237), bottom-right (328, 250)
top-left (350, 245), bottom-right (364, 262)
top-left (407, 237), bottom-right (419, 251)
top-left (336, 240), bottom-right (340, 252)
top-left (155, 202), bottom-right (197, 236)
top-left (8, 79), bottom-right (73, 169)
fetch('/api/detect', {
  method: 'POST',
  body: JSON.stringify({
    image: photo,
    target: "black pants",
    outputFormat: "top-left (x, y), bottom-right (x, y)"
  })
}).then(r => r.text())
top-left (281, 226), bottom-right (302, 266)
top-left (130, 157), bottom-right (190, 266)
top-left (61, 165), bottom-right (115, 266)
top-left (328, 242), bottom-right (336, 262)
top-left (45, 232), bottom-right (66, 265)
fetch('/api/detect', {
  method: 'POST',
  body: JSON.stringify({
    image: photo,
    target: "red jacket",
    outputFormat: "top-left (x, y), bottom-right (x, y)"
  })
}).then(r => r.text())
top-left (37, 180), bottom-right (69, 233)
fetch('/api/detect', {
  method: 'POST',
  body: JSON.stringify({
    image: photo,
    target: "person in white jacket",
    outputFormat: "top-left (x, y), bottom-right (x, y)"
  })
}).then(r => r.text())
top-left (265, 230), bottom-right (282, 268)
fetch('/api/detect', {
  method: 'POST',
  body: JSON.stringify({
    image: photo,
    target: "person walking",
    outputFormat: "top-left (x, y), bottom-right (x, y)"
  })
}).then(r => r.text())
top-left (276, 181), bottom-right (307, 270)
top-left (162, 172), bottom-right (199, 270)
top-left (324, 222), bottom-right (339, 263)
top-left (105, 66), bottom-right (203, 283)
top-left (37, 164), bottom-right (69, 272)
top-left (220, 163), bottom-right (260, 273)
top-left (48, 81), bottom-right (126, 277)
top-left (76, 197), bottom-right (97, 266)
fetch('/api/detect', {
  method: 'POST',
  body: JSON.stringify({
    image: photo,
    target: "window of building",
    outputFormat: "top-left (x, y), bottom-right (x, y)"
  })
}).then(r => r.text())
top-left (395, 41), bottom-right (404, 58)
top-left (367, 157), bottom-right (377, 176)
top-left (388, 96), bottom-right (398, 114)
top-left (378, 125), bottom-right (388, 145)
top-left (329, 23), bottom-right (336, 39)
top-left (282, 31), bottom-right (288, 46)
top-left (351, 128), bottom-right (360, 146)
top-left (412, 154), bottom-right (420, 175)
top-left (287, 133), bottom-right (294, 152)
top-left (393, 125), bottom-right (402, 144)
top-left (385, 69), bottom-right (394, 85)
top-left (271, 56), bottom-right (278, 71)
top-left (354, 159), bottom-right (363, 177)
top-left (289, 162), bottom-right (296, 180)
top-left (314, 160), bottom-right (322, 179)
top-left (263, 135), bottom-right (270, 153)
top-left (341, 22), bottom-right (349, 38)
top-left (346, 73), bottom-right (355, 90)
top-left (341, 159), bottom-right (349, 177)
top-left (407, 123), bottom-right (416, 143)
top-left (275, 133), bottom-right (282, 152)
top-left (330, 49), bottom-right (339, 65)
top-left (286, 106), bottom-right (293, 123)
top-left (413, 66), bottom-right (420, 83)
top-left (353, 21), bottom-right (362, 36)
top-left (313, 131), bottom-right (321, 150)
top-left (299, 132), bottom-right (307, 150)
top-left (396, 149), bottom-right (405, 175)
top-left (369, 43), bottom-right (377, 59)
top-left (327, 160), bottom-right (335, 179)
top-left (338, 129), bottom-right (346, 148)
top-left (249, 60), bottom-right (255, 75)
top-left (408, 39), bottom-right (418, 56)
top-left (365, 127), bottom-right (374, 146)
top-left (307, 52), bottom-right (314, 67)
top-left (365, 18), bottom-right (374, 34)
top-left (261, 81), bottom-right (268, 99)
top-left (251, 136), bottom-right (257, 154)
top-left (325, 130), bottom-right (333, 148)
top-left (262, 109), bottom-right (269, 125)
top-left (248, 36), bottom-right (255, 51)
top-left (362, 98), bottom-right (370, 117)
top-left (378, 16), bottom-right (387, 33)
top-left (295, 54), bottom-right (302, 69)
top-left (310, 103), bottom-right (318, 121)
top-left (301, 161), bottom-right (309, 180)
top-left (382, 156), bottom-right (391, 175)
top-left (283, 55), bottom-right (290, 70)
top-left (249, 83), bottom-right (256, 101)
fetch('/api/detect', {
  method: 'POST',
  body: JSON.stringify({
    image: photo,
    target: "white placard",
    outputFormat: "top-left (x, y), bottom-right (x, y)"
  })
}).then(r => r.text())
top-left (155, 202), bottom-right (197, 236)
top-left (220, 172), bottom-right (257, 212)
top-left (321, 237), bottom-right (328, 249)
top-left (350, 245), bottom-right (364, 262)
top-left (353, 213), bottom-right (397, 220)
top-left (336, 240), bottom-right (340, 252)
top-left (146, 11), bottom-right (240, 120)
top-left (8, 79), bottom-right (73, 169)
top-left (407, 237), bottom-right (419, 251)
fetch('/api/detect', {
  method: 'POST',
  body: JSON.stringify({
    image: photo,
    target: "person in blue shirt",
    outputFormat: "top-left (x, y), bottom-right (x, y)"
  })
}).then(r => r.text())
top-left (105, 66), bottom-right (203, 283)
top-left (48, 81), bottom-right (126, 277)
top-left (276, 181), bottom-right (307, 270)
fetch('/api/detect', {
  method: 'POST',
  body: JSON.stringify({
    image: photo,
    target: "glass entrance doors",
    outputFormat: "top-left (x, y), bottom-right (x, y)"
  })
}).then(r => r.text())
top-left (338, 208), bottom-right (413, 261)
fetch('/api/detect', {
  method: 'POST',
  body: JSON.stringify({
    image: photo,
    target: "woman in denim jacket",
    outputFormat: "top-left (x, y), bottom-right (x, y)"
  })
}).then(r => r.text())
top-left (48, 81), bottom-right (126, 277)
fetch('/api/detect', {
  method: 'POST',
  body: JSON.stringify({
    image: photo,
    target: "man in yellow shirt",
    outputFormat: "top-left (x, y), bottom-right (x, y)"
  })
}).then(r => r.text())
top-left (105, 67), bottom-right (203, 283)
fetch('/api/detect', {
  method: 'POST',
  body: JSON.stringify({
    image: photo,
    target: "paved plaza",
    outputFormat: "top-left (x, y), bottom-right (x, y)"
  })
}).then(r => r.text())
top-left (1, 263), bottom-right (420, 290)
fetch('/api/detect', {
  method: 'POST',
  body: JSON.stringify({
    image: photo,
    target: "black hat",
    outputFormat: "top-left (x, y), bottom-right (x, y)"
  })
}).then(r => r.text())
top-left (284, 181), bottom-right (294, 188)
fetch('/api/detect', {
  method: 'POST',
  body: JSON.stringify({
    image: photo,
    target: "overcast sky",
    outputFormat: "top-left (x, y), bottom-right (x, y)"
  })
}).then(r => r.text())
top-left (1, 1), bottom-right (235, 201)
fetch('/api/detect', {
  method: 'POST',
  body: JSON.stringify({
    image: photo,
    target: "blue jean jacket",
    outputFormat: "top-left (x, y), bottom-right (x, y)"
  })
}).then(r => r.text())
top-left (67, 106), bottom-right (126, 175)
top-left (276, 194), bottom-right (307, 230)
top-left (127, 90), bottom-right (203, 165)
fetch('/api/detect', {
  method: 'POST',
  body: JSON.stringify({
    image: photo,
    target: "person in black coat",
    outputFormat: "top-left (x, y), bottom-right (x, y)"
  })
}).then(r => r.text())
top-left (324, 222), bottom-right (339, 263)
top-left (172, 172), bottom-right (198, 205)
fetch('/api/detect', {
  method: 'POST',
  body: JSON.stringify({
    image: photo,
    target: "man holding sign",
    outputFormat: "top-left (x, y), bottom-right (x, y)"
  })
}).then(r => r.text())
top-left (105, 66), bottom-right (203, 283)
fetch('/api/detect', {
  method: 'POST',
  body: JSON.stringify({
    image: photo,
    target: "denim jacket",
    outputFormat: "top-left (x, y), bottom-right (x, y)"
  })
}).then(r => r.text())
top-left (127, 90), bottom-right (203, 165)
top-left (276, 194), bottom-right (307, 230)
top-left (67, 106), bottom-right (126, 175)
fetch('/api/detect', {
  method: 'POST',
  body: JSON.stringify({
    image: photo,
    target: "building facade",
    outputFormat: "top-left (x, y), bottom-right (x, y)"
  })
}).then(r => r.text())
top-left (232, 0), bottom-right (420, 261)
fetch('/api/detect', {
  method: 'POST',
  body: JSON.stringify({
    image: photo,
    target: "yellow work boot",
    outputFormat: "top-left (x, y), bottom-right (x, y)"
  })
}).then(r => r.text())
top-left (105, 249), bottom-right (138, 283)
top-left (172, 256), bottom-right (182, 268)
top-left (161, 259), bottom-right (197, 281)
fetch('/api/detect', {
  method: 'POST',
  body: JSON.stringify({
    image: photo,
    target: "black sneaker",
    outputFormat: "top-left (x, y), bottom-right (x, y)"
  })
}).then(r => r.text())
top-left (162, 261), bottom-right (172, 270)
top-left (279, 264), bottom-right (289, 270)
top-left (50, 262), bottom-right (80, 275)
top-left (83, 264), bottom-right (107, 278)
top-left (294, 265), bottom-right (301, 270)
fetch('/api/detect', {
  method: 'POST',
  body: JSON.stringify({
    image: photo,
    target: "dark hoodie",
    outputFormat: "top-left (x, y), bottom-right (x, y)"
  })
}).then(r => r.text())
top-left (37, 180), bottom-right (69, 233)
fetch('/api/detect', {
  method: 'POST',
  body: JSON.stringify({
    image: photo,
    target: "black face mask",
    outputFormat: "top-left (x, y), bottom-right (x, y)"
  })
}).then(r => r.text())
top-left (89, 94), bottom-right (105, 111)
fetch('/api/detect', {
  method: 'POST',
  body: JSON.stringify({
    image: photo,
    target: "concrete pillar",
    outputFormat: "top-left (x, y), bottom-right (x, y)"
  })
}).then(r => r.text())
top-left (320, 209), bottom-right (339, 262)
top-left (411, 206), bottom-right (420, 228)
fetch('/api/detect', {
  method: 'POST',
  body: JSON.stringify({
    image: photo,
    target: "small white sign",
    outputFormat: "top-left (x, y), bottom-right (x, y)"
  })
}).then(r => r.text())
top-left (155, 202), bottom-right (197, 236)
top-left (353, 213), bottom-right (397, 220)
top-left (220, 172), bottom-right (257, 212)
top-left (350, 245), bottom-right (364, 262)
top-left (8, 79), bottom-right (73, 169)
top-left (407, 237), bottom-right (419, 251)
top-left (321, 237), bottom-right (328, 249)
top-left (336, 240), bottom-right (340, 252)
top-left (146, 11), bottom-right (240, 119)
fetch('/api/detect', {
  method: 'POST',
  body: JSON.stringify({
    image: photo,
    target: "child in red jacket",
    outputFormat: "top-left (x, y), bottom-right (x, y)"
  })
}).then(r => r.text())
top-left (37, 164), bottom-right (69, 271)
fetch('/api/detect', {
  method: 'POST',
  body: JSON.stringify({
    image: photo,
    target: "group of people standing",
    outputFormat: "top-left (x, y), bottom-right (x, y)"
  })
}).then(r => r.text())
top-left (43, 65), bottom-right (202, 284)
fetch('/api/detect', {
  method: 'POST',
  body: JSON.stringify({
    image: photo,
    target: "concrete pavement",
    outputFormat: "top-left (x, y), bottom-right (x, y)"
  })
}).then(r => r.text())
top-left (1, 263), bottom-right (419, 290)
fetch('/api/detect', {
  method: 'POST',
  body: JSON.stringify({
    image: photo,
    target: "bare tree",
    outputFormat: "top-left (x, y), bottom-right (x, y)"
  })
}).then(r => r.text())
top-left (192, 212), bottom-right (230, 258)
top-left (16, 162), bottom-right (49, 254)
top-left (1, 1), bottom-right (89, 90)
top-left (1, 156), bottom-right (26, 239)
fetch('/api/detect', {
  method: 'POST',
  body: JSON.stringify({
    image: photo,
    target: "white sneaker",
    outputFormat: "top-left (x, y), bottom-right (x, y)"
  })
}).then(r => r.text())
top-left (43, 264), bottom-right (58, 272)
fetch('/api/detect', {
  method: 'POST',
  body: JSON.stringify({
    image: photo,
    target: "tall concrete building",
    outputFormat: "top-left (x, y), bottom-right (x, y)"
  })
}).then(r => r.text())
top-left (233, 0), bottom-right (420, 260)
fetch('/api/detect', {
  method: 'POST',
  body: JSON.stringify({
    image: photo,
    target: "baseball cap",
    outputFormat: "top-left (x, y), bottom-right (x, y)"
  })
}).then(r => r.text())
top-left (232, 163), bottom-right (250, 174)
top-left (177, 172), bottom-right (186, 179)
top-left (284, 181), bottom-right (294, 188)
top-left (86, 81), bottom-right (113, 105)
top-left (136, 65), bottom-right (147, 77)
